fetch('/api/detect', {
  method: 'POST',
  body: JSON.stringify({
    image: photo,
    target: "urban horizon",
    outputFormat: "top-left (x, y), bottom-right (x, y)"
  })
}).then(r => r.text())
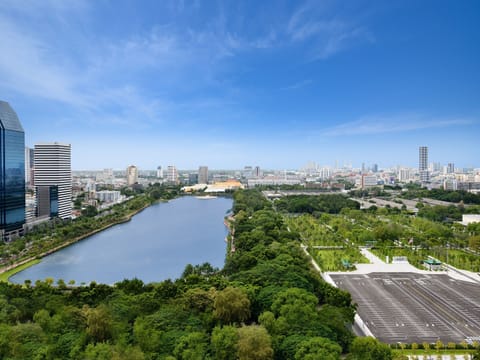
top-left (1, 1), bottom-right (478, 169)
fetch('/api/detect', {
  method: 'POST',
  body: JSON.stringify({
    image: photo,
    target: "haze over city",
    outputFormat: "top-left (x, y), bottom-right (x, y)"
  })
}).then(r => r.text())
top-left (1, 0), bottom-right (479, 169)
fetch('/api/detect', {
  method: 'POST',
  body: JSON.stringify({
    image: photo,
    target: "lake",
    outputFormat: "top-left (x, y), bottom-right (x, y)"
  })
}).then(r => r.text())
top-left (10, 196), bottom-right (232, 285)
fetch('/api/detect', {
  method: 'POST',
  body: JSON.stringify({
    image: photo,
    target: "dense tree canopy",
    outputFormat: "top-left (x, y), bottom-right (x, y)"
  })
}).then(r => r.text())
top-left (0, 189), bottom-right (373, 359)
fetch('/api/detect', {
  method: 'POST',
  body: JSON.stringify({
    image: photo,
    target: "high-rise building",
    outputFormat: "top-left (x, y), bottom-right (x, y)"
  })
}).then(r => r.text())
top-left (419, 146), bottom-right (429, 182)
top-left (372, 164), bottom-right (378, 173)
top-left (126, 165), bottom-right (138, 186)
top-left (156, 166), bottom-right (163, 179)
top-left (34, 142), bottom-right (72, 219)
top-left (198, 166), bottom-right (208, 184)
top-left (398, 168), bottom-right (412, 182)
top-left (167, 165), bottom-right (178, 184)
top-left (254, 166), bottom-right (261, 178)
top-left (25, 146), bottom-right (35, 186)
top-left (0, 101), bottom-right (25, 241)
top-left (447, 163), bottom-right (455, 174)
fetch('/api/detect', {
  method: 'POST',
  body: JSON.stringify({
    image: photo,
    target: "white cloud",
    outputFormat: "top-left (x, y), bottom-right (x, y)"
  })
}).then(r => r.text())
top-left (286, 1), bottom-right (374, 59)
top-left (324, 113), bottom-right (475, 136)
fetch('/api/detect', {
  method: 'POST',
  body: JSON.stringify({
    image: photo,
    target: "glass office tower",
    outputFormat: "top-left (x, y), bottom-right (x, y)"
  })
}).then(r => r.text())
top-left (0, 101), bottom-right (25, 240)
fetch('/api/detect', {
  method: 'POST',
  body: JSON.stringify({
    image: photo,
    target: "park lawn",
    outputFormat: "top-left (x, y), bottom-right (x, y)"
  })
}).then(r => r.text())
top-left (0, 259), bottom-right (41, 283)
top-left (392, 348), bottom-right (475, 358)
top-left (370, 247), bottom-right (428, 269)
top-left (430, 248), bottom-right (480, 273)
top-left (371, 247), bottom-right (480, 272)
top-left (312, 248), bottom-right (369, 271)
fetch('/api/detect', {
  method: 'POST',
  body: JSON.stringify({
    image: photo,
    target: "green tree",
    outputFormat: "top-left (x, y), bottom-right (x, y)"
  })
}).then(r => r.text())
top-left (84, 342), bottom-right (113, 360)
top-left (82, 205), bottom-right (98, 217)
top-left (237, 325), bottom-right (273, 360)
top-left (349, 337), bottom-right (392, 360)
top-left (294, 337), bottom-right (342, 360)
top-left (214, 287), bottom-right (251, 324)
top-left (83, 304), bottom-right (113, 343)
top-left (173, 332), bottom-right (209, 360)
top-left (211, 325), bottom-right (238, 360)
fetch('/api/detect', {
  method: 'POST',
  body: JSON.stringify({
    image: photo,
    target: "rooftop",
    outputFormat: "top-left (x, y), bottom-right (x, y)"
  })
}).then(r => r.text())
top-left (0, 101), bottom-right (24, 132)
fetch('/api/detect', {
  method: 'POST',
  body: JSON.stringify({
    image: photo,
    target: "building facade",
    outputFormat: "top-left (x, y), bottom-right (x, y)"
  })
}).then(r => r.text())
top-left (0, 101), bottom-right (25, 240)
top-left (419, 146), bottom-right (429, 182)
top-left (167, 165), bottom-right (178, 184)
top-left (34, 143), bottom-right (72, 219)
top-left (156, 166), bottom-right (163, 179)
top-left (25, 146), bottom-right (34, 187)
top-left (198, 166), bottom-right (208, 184)
top-left (96, 190), bottom-right (121, 203)
top-left (126, 165), bottom-right (138, 186)
top-left (447, 163), bottom-right (455, 174)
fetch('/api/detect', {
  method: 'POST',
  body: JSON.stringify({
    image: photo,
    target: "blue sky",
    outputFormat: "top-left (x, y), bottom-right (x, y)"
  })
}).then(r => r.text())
top-left (1, 0), bottom-right (479, 170)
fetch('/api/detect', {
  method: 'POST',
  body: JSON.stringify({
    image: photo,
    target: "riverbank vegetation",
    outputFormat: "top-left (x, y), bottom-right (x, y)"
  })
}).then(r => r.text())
top-left (0, 188), bottom-right (398, 359)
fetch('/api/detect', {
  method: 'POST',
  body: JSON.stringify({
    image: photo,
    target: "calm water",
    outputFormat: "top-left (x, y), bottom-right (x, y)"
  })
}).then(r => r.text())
top-left (11, 196), bottom-right (232, 285)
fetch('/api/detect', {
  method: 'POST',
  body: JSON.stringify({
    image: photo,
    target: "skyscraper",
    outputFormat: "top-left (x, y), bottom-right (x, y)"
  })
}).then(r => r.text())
top-left (167, 165), bottom-right (178, 184)
top-left (0, 101), bottom-right (25, 240)
top-left (25, 146), bottom-right (34, 186)
top-left (156, 166), bottom-right (163, 179)
top-left (447, 163), bottom-right (455, 174)
top-left (419, 146), bottom-right (429, 182)
top-left (126, 165), bottom-right (138, 186)
top-left (34, 143), bottom-right (72, 219)
top-left (198, 166), bottom-right (208, 184)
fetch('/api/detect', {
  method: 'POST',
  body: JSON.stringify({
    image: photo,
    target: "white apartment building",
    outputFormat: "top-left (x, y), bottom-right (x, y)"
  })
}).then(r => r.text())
top-left (167, 165), bottom-right (179, 184)
top-left (96, 190), bottom-right (121, 203)
top-left (34, 142), bottom-right (72, 219)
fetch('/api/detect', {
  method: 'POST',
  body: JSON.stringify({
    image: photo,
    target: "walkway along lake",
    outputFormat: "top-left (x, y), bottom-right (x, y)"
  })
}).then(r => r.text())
top-left (10, 196), bottom-right (232, 285)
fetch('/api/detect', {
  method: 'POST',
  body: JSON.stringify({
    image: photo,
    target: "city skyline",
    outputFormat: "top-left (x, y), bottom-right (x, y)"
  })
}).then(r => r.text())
top-left (1, 1), bottom-right (479, 169)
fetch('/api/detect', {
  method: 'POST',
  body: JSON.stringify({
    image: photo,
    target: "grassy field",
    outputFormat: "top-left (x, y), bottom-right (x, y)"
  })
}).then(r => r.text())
top-left (0, 259), bottom-right (41, 283)
top-left (312, 248), bottom-right (369, 271)
top-left (392, 349), bottom-right (474, 359)
top-left (370, 246), bottom-right (480, 272)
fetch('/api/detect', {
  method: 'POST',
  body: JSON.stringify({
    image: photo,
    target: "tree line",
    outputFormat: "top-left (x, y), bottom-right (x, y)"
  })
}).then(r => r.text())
top-left (0, 188), bottom-right (395, 359)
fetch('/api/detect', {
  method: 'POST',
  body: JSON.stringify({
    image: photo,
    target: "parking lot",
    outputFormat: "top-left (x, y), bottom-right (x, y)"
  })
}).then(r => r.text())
top-left (330, 272), bottom-right (480, 343)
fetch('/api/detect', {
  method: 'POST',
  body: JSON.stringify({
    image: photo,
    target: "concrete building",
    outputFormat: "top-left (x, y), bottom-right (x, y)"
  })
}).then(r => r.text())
top-left (419, 146), bottom-right (429, 182)
top-left (398, 168), bottom-right (412, 182)
top-left (34, 142), bottom-right (72, 219)
top-left (0, 101), bottom-right (25, 241)
top-left (156, 166), bottom-right (163, 179)
top-left (254, 166), bottom-right (262, 178)
top-left (25, 146), bottom-right (34, 186)
top-left (443, 179), bottom-right (458, 191)
top-left (96, 190), bottom-right (121, 203)
top-left (360, 174), bottom-right (378, 189)
top-left (188, 173), bottom-right (198, 185)
top-left (167, 165), bottom-right (178, 184)
top-left (198, 166), bottom-right (208, 184)
top-left (126, 165), bottom-right (138, 186)
top-left (447, 163), bottom-right (455, 174)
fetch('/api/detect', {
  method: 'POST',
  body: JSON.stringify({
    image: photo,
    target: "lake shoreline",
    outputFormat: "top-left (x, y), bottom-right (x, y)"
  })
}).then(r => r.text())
top-left (0, 202), bottom-right (152, 283)
top-left (7, 196), bottom-right (231, 285)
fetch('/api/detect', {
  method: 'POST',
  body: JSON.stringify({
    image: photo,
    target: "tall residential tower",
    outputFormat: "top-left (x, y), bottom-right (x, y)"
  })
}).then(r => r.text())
top-left (126, 165), bottom-right (138, 186)
top-left (419, 146), bottom-right (429, 183)
top-left (0, 101), bottom-right (25, 240)
top-left (198, 166), bottom-right (208, 184)
top-left (34, 143), bottom-right (72, 219)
